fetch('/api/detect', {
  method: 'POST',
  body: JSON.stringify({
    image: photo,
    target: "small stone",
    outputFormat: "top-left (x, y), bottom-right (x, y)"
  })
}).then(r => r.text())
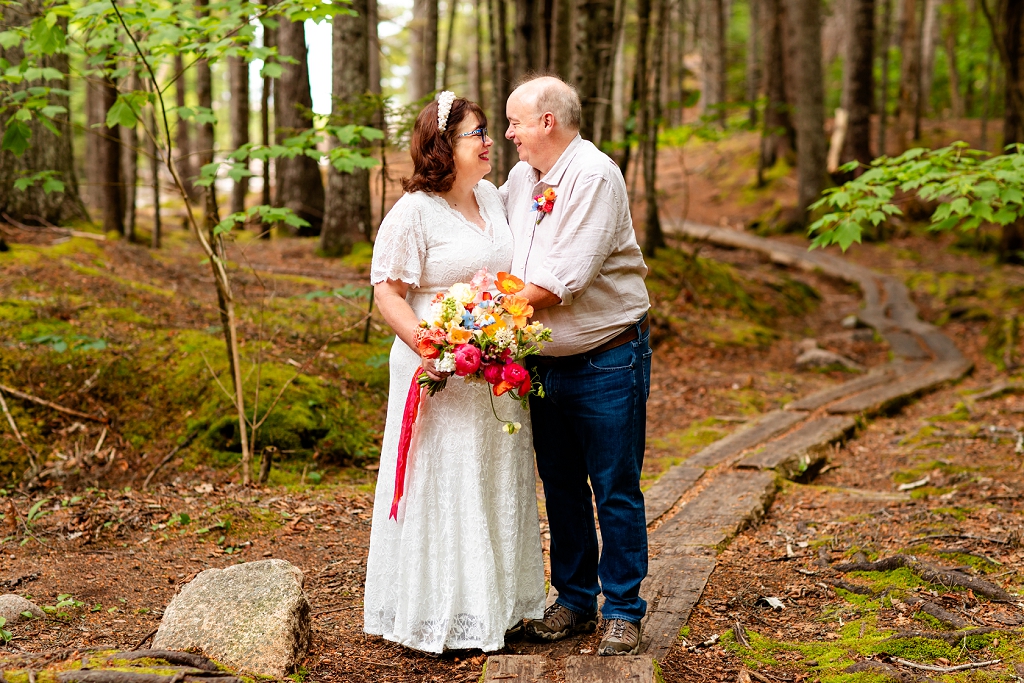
top-left (841, 314), bottom-right (861, 329)
top-left (0, 594), bottom-right (44, 623)
top-left (152, 559), bottom-right (311, 678)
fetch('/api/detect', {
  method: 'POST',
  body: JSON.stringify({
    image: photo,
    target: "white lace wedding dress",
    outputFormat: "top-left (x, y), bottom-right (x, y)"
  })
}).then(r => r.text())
top-left (363, 180), bottom-right (546, 654)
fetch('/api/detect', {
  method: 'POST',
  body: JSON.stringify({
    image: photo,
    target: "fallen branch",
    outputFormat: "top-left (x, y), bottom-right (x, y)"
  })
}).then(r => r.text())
top-left (2, 213), bottom-right (106, 241)
top-left (894, 657), bottom-right (1000, 673)
top-left (142, 435), bottom-right (196, 490)
top-left (733, 618), bottom-right (751, 648)
top-left (845, 660), bottom-right (921, 683)
top-left (127, 630), bottom-right (157, 652)
top-left (0, 386), bottom-right (39, 473)
top-left (833, 554), bottom-right (1016, 601)
top-left (0, 383), bottom-right (109, 424)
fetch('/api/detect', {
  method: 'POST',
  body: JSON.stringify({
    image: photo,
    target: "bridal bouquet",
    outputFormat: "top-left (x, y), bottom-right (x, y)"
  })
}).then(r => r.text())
top-left (391, 269), bottom-right (552, 519)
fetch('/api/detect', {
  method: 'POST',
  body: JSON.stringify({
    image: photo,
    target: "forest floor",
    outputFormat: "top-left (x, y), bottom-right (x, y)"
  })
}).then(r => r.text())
top-left (3, 125), bottom-right (1024, 682)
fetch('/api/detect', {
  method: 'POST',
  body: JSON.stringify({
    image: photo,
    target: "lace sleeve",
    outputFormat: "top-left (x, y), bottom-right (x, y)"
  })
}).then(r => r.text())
top-left (370, 194), bottom-right (428, 287)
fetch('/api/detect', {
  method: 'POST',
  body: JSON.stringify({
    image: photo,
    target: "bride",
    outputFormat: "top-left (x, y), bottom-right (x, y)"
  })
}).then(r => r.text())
top-left (363, 92), bottom-right (546, 653)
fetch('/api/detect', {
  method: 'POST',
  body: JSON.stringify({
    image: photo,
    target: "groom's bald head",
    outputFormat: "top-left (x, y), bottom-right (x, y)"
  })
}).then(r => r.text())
top-left (509, 76), bottom-right (581, 132)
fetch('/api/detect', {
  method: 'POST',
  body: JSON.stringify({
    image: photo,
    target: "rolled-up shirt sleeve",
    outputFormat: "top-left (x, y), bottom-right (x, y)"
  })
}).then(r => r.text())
top-left (533, 174), bottom-right (618, 306)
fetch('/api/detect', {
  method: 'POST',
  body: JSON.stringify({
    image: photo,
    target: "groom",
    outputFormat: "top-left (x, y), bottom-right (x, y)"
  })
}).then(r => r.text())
top-left (499, 75), bottom-right (651, 656)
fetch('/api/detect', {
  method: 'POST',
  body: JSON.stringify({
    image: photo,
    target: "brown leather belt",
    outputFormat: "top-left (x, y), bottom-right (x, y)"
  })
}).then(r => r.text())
top-left (534, 314), bottom-right (650, 366)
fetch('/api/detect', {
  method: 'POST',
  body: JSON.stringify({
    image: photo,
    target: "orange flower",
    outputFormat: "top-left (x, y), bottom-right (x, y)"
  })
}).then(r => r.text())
top-left (447, 327), bottom-right (473, 345)
top-left (483, 320), bottom-right (507, 337)
top-left (495, 271), bottom-right (525, 295)
top-left (502, 294), bottom-right (534, 329)
top-left (493, 380), bottom-right (515, 396)
top-left (543, 187), bottom-right (556, 202)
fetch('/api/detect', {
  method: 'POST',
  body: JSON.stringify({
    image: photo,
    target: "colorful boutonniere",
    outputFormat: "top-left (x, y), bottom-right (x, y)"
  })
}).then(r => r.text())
top-left (531, 188), bottom-right (557, 221)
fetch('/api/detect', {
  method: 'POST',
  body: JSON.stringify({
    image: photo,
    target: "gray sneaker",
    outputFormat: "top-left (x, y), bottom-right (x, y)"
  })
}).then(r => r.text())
top-left (525, 603), bottom-right (598, 641)
top-left (598, 618), bottom-right (642, 656)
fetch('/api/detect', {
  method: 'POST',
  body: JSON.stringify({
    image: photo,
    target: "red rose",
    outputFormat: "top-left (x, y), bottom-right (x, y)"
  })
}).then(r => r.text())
top-left (502, 362), bottom-right (528, 385)
top-left (483, 363), bottom-right (504, 385)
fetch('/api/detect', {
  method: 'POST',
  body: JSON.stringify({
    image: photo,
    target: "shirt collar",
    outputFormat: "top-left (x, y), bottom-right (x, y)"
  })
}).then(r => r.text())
top-left (536, 134), bottom-right (584, 187)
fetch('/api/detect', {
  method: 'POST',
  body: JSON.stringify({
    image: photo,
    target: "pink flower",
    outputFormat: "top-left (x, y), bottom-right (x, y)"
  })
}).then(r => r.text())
top-left (454, 344), bottom-right (482, 376)
top-left (483, 363), bottom-right (504, 385)
top-left (502, 362), bottom-right (528, 385)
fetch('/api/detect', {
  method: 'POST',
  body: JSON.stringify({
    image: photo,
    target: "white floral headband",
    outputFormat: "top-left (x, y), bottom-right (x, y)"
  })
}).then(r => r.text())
top-left (437, 91), bottom-right (457, 132)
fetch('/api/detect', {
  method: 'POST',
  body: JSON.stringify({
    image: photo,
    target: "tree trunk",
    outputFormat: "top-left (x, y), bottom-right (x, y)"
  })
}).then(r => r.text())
top-left (490, 0), bottom-right (514, 182)
top-left (643, 0), bottom-right (669, 255)
top-left (0, 2), bottom-right (87, 225)
top-left (196, 0), bottom-right (216, 235)
top-left (895, 0), bottom-right (921, 148)
top-left (877, 0), bottom-right (893, 154)
top-left (441, 0), bottom-right (458, 89)
top-left (99, 75), bottom-right (124, 235)
top-left (549, 0), bottom-right (573, 79)
top-left (943, 9), bottom-right (964, 119)
top-left (667, 0), bottom-right (684, 126)
top-left (86, 77), bottom-right (104, 210)
top-left (410, 0), bottom-right (439, 99)
top-left (274, 14), bottom-right (326, 235)
top-left (121, 71), bottom-right (139, 242)
top-left (746, 0), bottom-right (760, 126)
top-left (784, 0), bottom-right (828, 220)
top-left (841, 0), bottom-right (875, 164)
top-left (260, 19), bottom-right (273, 237)
top-left (148, 107), bottom-right (162, 249)
top-left (174, 54), bottom-right (195, 199)
top-left (468, 0), bottom-right (483, 102)
top-left (981, 0), bottom-right (1024, 261)
top-left (575, 0), bottom-right (618, 142)
top-left (700, 0), bottom-right (727, 125)
top-left (514, 0), bottom-right (539, 80)
top-left (758, 0), bottom-right (795, 177)
top-left (230, 55), bottom-right (249, 215)
top-left (321, 0), bottom-right (373, 256)
top-left (919, 0), bottom-right (939, 115)
top-left (368, 0), bottom-right (381, 95)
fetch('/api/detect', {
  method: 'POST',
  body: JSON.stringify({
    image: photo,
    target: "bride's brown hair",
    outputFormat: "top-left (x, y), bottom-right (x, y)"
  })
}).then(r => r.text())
top-left (402, 98), bottom-right (488, 194)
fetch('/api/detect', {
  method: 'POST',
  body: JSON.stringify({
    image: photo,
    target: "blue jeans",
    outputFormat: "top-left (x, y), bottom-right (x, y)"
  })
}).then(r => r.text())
top-left (528, 317), bottom-right (652, 624)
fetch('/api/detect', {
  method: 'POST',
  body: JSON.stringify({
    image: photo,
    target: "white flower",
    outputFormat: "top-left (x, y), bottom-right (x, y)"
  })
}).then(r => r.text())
top-left (435, 353), bottom-right (456, 373)
top-left (503, 421), bottom-right (522, 435)
top-left (448, 282), bottom-right (475, 305)
top-left (493, 327), bottom-right (514, 348)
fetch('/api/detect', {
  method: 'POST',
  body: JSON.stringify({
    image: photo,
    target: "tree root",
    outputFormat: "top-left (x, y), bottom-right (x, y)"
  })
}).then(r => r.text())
top-left (903, 596), bottom-right (967, 629)
top-left (828, 578), bottom-right (874, 595)
top-left (888, 627), bottom-right (1017, 644)
top-left (107, 651), bottom-right (218, 671)
top-left (833, 554), bottom-right (1016, 601)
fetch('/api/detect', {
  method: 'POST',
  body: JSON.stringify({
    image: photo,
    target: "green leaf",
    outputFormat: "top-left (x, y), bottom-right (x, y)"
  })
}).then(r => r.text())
top-left (106, 97), bottom-right (138, 129)
top-left (42, 176), bottom-right (64, 194)
top-left (260, 62), bottom-right (283, 79)
top-left (40, 104), bottom-right (67, 119)
top-left (2, 119), bottom-right (31, 156)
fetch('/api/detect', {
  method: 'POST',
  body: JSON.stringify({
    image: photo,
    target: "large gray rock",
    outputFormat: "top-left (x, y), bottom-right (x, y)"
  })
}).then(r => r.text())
top-left (152, 559), bottom-right (311, 678)
top-left (0, 594), bottom-right (43, 623)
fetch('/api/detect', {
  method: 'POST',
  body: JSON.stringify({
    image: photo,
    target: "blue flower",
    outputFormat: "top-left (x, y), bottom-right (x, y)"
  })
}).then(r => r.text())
top-left (461, 311), bottom-right (478, 329)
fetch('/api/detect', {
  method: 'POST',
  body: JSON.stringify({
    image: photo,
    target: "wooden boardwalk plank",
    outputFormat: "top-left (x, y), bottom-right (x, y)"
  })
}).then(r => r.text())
top-left (651, 470), bottom-right (777, 548)
top-left (686, 410), bottom-right (807, 467)
top-left (738, 415), bottom-right (857, 479)
top-left (785, 362), bottom-right (920, 411)
top-left (828, 359), bottom-right (973, 416)
top-left (639, 552), bottom-right (716, 663)
top-left (565, 655), bottom-right (655, 682)
top-left (644, 465), bottom-right (705, 526)
top-left (483, 655), bottom-right (552, 682)
top-left (881, 330), bottom-right (930, 360)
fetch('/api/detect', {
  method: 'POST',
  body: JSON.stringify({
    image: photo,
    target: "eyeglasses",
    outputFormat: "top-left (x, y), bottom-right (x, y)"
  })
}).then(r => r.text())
top-left (458, 126), bottom-right (487, 142)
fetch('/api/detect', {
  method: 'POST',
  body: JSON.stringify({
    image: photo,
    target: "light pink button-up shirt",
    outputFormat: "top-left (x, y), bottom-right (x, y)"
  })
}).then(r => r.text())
top-left (499, 135), bottom-right (650, 357)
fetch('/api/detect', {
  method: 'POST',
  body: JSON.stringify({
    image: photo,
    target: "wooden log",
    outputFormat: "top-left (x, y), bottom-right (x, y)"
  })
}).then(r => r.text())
top-left (57, 672), bottom-right (178, 683)
top-left (827, 360), bottom-right (971, 416)
top-left (919, 331), bottom-right (967, 364)
top-left (644, 465), bottom-right (704, 526)
top-left (483, 655), bottom-right (551, 682)
top-left (640, 552), bottom-right (716, 662)
top-left (686, 410), bottom-right (807, 467)
top-left (739, 415), bottom-right (856, 478)
top-left (785, 362), bottom-right (920, 411)
top-left (564, 655), bottom-right (654, 682)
